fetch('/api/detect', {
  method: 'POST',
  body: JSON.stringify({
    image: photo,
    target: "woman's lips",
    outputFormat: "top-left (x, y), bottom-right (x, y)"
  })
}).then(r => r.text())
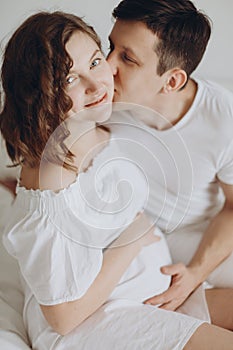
top-left (85, 93), bottom-right (107, 108)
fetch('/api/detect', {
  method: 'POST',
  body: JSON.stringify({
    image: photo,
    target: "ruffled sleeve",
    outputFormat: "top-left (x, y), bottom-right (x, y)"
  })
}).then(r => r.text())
top-left (3, 194), bottom-right (103, 306)
top-left (3, 135), bottom-right (150, 306)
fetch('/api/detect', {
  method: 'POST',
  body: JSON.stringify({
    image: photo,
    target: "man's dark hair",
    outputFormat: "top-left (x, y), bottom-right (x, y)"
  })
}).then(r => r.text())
top-left (112, 0), bottom-right (211, 77)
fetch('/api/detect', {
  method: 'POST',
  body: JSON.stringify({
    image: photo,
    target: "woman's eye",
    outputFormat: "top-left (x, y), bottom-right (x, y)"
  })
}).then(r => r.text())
top-left (66, 76), bottom-right (75, 84)
top-left (66, 74), bottom-right (79, 86)
top-left (90, 58), bottom-right (101, 69)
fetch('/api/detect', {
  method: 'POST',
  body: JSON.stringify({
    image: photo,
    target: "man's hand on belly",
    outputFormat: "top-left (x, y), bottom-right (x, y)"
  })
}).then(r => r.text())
top-left (143, 262), bottom-right (199, 310)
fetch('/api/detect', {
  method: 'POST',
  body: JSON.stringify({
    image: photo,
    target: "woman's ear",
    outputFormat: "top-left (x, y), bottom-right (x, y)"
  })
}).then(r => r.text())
top-left (163, 68), bottom-right (187, 93)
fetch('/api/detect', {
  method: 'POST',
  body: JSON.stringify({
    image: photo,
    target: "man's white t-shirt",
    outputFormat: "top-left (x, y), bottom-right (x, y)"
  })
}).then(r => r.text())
top-left (110, 79), bottom-right (233, 235)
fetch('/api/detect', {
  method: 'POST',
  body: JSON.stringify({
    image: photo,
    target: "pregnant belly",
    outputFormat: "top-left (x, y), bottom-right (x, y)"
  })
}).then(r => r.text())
top-left (108, 231), bottom-right (171, 303)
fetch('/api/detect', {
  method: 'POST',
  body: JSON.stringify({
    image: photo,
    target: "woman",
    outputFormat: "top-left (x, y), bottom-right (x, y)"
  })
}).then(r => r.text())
top-left (0, 11), bottom-right (232, 350)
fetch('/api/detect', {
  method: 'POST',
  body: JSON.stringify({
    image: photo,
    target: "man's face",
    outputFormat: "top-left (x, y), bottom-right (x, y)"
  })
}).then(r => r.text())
top-left (107, 20), bottom-right (168, 110)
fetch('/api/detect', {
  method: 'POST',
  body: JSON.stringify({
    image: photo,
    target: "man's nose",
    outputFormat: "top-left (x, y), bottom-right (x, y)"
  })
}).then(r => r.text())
top-left (107, 52), bottom-right (118, 76)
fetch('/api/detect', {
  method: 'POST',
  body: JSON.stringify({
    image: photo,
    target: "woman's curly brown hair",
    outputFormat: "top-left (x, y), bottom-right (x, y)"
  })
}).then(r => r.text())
top-left (0, 11), bottom-right (102, 170)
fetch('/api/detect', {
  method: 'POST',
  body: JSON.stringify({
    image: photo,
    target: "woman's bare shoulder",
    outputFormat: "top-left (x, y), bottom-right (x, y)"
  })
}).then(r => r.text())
top-left (20, 164), bottom-right (76, 192)
top-left (19, 128), bottom-right (111, 192)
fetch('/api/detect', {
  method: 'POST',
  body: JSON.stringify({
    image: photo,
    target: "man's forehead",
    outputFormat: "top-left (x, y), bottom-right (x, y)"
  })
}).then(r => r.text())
top-left (110, 19), bottom-right (150, 38)
top-left (109, 20), bottom-right (158, 56)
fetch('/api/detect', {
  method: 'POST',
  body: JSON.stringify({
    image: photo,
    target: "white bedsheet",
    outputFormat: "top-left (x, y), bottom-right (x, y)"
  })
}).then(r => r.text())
top-left (0, 186), bottom-right (31, 349)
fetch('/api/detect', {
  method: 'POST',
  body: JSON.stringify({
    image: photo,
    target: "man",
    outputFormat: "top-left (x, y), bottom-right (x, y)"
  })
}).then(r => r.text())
top-left (107, 0), bottom-right (233, 318)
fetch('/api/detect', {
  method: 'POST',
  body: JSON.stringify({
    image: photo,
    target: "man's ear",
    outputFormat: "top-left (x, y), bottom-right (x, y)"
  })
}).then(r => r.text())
top-left (162, 68), bottom-right (187, 93)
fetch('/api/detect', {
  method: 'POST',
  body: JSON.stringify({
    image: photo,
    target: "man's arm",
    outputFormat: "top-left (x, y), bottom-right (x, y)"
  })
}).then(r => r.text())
top-left (187, 182), bottom-right (233, 281)
top-left (144, 182), bottom-right (233, 311)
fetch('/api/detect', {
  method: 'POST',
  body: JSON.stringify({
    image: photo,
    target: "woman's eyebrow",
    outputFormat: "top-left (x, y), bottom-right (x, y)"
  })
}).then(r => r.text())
top-left (89, 49), bottom-right (101, 62)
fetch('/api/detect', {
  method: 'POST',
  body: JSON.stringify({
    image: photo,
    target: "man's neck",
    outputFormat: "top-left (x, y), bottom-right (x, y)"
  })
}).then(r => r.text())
top-left (136, 79), bottom-right (198, 131)
top-left (169, 79), bottom-right (197, 124)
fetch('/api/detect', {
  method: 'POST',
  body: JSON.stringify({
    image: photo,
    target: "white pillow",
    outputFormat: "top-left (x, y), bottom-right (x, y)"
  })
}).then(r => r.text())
top-left (0, 331), bottom-right (31, 350)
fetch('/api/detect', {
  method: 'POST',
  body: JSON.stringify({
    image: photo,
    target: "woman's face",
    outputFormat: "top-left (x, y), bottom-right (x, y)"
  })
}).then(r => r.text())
top-left (65, 31), bottom-right (114, 123)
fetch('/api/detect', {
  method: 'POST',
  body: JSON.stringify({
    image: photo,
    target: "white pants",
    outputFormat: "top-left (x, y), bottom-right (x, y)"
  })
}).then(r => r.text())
top-left (166, 230), bottom-right (233, 288)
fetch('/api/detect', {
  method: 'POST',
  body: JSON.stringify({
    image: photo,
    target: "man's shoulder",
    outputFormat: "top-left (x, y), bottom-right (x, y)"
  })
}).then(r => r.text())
top-left (196, 78), bottom-right (233, 100)
top-left (195, 78), bottom-right (233, 117)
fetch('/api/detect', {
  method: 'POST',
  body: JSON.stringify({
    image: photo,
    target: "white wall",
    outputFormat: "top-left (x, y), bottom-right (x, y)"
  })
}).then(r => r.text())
top-left (193, 0), bottom-right (233, 90)
top-left (0, 0), bottom-right (233, 90)
top-left (0, 0), bottom-right (118, 55)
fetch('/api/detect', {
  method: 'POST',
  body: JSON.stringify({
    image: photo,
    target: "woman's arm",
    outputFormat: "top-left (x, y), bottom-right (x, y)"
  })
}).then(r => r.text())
top-left (40, 213), bottom-right (158, 335)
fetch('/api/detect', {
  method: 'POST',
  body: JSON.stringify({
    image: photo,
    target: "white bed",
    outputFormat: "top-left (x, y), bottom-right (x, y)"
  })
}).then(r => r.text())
top-left (0, 189), bottom-right (32, 349)
top-left (0, 136), bottom-right (31, 348)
